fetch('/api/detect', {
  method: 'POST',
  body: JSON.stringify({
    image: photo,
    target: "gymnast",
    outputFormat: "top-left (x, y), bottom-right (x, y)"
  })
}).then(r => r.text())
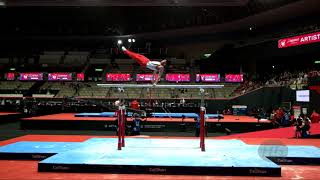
top-left (120, 46), bottom-right (167, 85)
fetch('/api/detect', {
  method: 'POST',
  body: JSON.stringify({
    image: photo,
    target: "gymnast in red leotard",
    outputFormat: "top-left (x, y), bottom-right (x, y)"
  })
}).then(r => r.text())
top-left (120, 46), bottom-right (167, 85)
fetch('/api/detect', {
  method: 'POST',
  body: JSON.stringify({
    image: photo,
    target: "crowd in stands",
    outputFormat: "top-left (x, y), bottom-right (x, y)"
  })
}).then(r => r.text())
top-left (221, 106), bottom-right (320, 138)
top-left (233, 69), bottom-right (320, 96)
top-left (269, 107), bottom-right (320, 138)
top-left (308, 70), bottom-right (320, 77)
top-left (265, 71), bottom-right (308, 87)
top-left (232, 80), bottom-right (263, 96)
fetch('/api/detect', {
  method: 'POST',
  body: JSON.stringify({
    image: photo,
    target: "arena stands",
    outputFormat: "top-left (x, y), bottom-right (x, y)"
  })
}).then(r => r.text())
top-left (0, 81), bottom-right (35, 96)
top-left (63, 51), bottom-right (89, 67)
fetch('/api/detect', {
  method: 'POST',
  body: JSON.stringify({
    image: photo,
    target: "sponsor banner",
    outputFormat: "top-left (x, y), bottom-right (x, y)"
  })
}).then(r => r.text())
top-left (278, 31), bottom-right (320, 48)
top-left (165, 74), bottom-right (190, 82)
top-left (106, 73), bottom-right (131, 82)
top-left (225, 74), bottom-right (243, 82)
top-left (196, 74), bottom-right (220, 82)
top-left (76, 73), bottom-right (85, 81)
top-left (48, 72), bottom-right (73, 81)
top-left (6, 73), bottom-right (15, 81)
top-left (136, 74), bottom-right (158, 82)
top-left (19, 72), bottom-right (43, 81)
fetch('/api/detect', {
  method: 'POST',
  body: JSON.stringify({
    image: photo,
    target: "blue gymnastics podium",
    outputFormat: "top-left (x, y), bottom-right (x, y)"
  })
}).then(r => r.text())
top-left (0, 138), bottom-right (320, 176)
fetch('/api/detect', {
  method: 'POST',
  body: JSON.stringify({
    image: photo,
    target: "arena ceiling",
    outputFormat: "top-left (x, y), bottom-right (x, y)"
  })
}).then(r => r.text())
top-left (1, 0), bottom-right (250, 6)
top-left (0, 0), bottom-right (304, 37)
top-left (1, 0), bottom-right (320, 56)
top-left (0, 0), bottom-right (298, 7)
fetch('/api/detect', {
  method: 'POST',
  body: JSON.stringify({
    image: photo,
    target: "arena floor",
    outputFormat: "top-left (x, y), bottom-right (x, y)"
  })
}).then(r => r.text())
top-left (0, 129), bottom-right (319, 179)
top-left (0, 112), bottom-right (319, 179)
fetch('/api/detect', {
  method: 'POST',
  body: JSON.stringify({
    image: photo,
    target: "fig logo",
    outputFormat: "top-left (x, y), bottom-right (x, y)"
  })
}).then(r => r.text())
top-left (279, 40), bottom-right (286, 48)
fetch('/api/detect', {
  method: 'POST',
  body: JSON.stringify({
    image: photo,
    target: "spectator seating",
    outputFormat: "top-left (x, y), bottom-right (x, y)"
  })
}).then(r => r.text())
top-left (0, 58), bottom-right (10, 64)
top-left (40, 82), bottom-right (75, 98)
top-left (39, 54), bottom-right (61, 65)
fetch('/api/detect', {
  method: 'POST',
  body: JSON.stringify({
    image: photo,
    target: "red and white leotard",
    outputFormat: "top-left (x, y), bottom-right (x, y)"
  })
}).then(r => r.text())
top-left (123, 49), bottom-right (160, 71)
top-left (146, 61), bottom-right (161, 71)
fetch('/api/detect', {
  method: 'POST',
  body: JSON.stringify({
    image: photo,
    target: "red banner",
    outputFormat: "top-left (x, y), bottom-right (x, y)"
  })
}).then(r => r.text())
top-left (225, 74), bottom-right (243, 82)
top-left (6, 73), bottom-right (15, 81)
top-left (106, 73), bottom-right (131, 82)
top-left (136, 74), bottom-right (158, 82)
top-left (278, 31), bottom-right (320, 48)
top-left (165, 74), bottom-right (190, 82)
top-left (76, 73), bottom-right (85, 81)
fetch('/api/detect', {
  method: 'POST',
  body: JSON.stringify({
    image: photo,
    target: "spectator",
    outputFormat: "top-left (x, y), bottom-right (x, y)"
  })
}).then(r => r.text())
top-left (275, 107), bottom-right (284, 125)
top-left (293, 114), bottom-right (303, 138)
top-left (300, 117), bottom-right (311, 138)
top-left (114, 118), bottom-right (119, 136)
top-left (179, 115), bottom-right (186, 132)
top-left (194, 117), bottom-right (200, 137)
top-left (310, 110), bottom-right (320, 123)
top-left (132, 114), bottom-right (142, 136)
top-left (281, 111), bottom-right (291, 127)
top-left (130, 99), bottom-right (140, 110)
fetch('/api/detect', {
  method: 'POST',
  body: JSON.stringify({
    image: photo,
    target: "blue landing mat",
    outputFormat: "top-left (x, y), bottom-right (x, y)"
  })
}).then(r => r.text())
top-left (75, 112), bottom-right (222, 119)
top-left (0, 142), bottom-right (81, 160)
top-left (1, 138), bottom-right (320, 176)
top-left (38, 138), bottom-right (281, 176)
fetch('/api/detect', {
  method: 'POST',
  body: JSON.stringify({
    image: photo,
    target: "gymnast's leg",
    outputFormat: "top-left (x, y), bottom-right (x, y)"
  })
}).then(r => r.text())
top-left (121, 47), bottom-right (150, 67)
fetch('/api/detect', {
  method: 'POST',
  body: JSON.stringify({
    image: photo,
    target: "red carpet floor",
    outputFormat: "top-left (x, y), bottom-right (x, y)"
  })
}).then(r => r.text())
top-left (22, 113), bottom-right (270, 123)
top-left (216, 123), bottom-right (320, 139)
top-left (0, 112), bottom-right (20, 116)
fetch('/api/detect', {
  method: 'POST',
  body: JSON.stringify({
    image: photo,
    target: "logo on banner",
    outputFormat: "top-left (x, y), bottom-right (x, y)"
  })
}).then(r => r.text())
top-left (279, 40), bottom-right (286, 48)
top-left (279, 31), bottom-right (320, 48)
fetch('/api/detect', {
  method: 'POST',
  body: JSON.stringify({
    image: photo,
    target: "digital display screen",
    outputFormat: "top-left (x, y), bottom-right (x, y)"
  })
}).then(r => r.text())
top-left (232, 105), bottom-right (247, 115)
top-left (165, 74), bottom-right (190, 82)
top-left (106, 73), bottom-right (131, 81)
top-left (48, 72), bottom-right (73, 81)
top-left (196, 74), bottom-right (220, 82)
top-left (225, 74), bottom-right (243, 82)
top-left (19, 72), bottom-right (43, 81)
top-left (6, 73), bottom-right (15, 81)
top-left (76, 73), bottom-right (85, 81)
top-left (136, 74), bottom-right (159, 82)
top-left (296, 90), bottom-right (310, 102)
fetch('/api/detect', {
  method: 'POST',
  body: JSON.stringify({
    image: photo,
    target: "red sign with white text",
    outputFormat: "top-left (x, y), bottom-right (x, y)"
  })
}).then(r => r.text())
top-left (136, 74), bottom-right (158, 82)
top-left (76, 73), bottom-right (85, 81)
top-left (6, 73), bottom-right (15, 81)
top-left (165, 74), bottom-right (190, 82)
top-left (278, 31), bottom-right (320, 48)
top-left (106, 73), bottom-right (131, 81)
top-left (225, 74), bottom-right (243, 82)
